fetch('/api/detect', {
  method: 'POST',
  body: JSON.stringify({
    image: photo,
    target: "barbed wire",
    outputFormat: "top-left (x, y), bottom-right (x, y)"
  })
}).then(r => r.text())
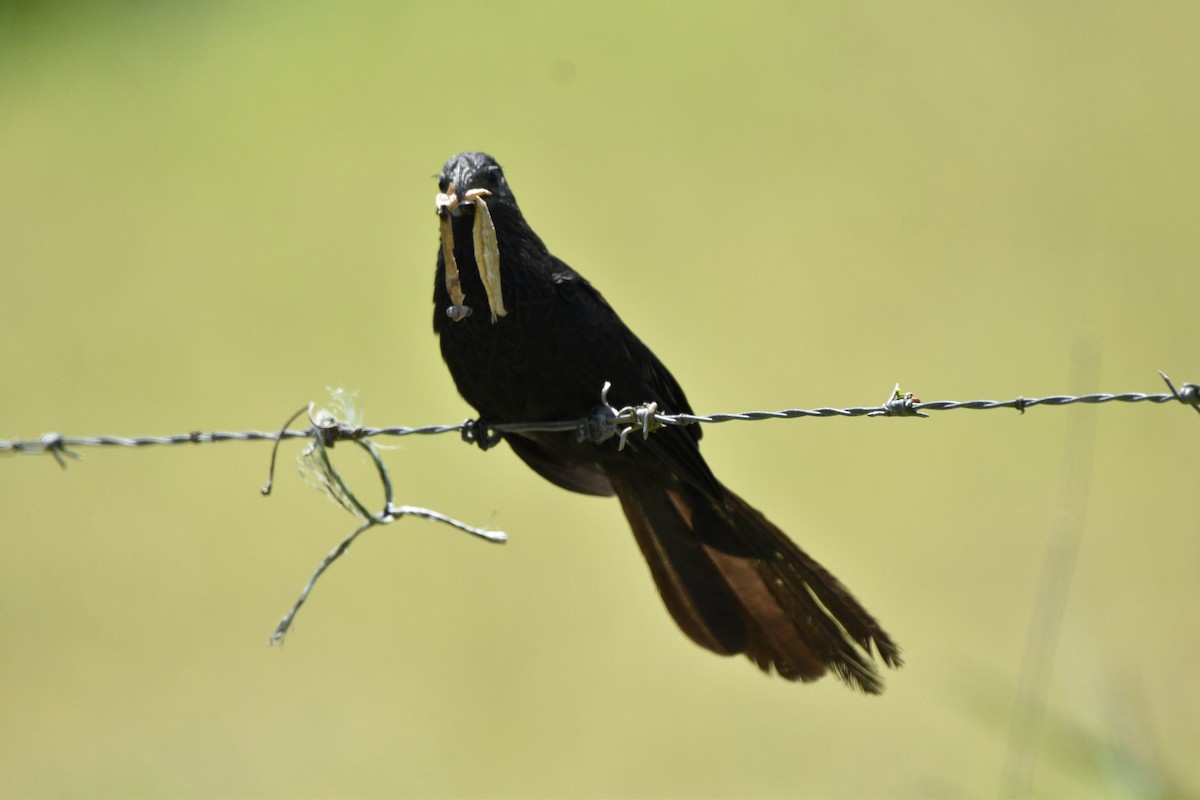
top-left (4, 372), bottom-right (1195, 642)
top-left (4, 372), bottom-right (1197, 465)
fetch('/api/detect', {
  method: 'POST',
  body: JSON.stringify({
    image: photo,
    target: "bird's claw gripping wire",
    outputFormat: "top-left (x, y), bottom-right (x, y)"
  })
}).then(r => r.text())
top-left (577, 395), bottom-right (619, 445)
top-left (461, 418), bottom-right (503, 450)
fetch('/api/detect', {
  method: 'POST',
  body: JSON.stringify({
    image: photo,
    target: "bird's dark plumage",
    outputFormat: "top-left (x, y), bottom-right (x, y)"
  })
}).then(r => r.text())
top-left (432, 152), bottom-right (901, 691)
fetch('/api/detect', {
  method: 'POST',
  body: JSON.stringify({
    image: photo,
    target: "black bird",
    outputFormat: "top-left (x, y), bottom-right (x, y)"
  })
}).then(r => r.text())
top-left (432, 152), bottom-right (901, 692)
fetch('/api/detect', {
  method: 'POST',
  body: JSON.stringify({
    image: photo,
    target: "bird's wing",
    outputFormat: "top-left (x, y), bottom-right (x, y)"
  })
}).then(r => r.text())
top-left (550, 259), bottom-right (721, 495)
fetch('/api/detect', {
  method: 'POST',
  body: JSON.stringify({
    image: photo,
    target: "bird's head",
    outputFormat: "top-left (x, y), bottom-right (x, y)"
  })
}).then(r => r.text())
top-left (435, 152), bottom-right (517, 324)
top-left (436, 152), bottom-right (516, 218)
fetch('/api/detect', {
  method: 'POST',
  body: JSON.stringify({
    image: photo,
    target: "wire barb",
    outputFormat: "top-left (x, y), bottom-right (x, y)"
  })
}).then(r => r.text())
top-left (868, 384), bottom-right (927, 418)
top-left (1159, 370), bottom-right (1200, 417)
top-left (40, 432), bottom-right (81, 468)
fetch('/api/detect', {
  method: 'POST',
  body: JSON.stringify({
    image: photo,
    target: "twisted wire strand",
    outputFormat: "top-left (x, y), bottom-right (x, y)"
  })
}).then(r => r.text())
top-left (659, 390), bottom-right (1184, 424)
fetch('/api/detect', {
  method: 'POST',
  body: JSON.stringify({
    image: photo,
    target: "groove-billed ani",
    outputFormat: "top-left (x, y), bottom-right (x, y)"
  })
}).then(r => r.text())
top-left (432, 152), bottom-right (901, 692)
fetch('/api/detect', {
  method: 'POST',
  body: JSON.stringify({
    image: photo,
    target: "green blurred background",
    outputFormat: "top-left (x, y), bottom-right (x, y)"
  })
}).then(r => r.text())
top-left (2, 2), bottom-right (1198, 797)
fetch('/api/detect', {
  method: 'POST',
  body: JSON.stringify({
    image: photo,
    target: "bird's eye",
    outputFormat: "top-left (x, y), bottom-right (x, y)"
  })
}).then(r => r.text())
top-left (438, 176), bottom-right (450, 193)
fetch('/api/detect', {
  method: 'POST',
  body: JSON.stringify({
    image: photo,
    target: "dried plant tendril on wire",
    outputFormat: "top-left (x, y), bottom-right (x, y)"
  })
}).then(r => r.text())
top-left (264, 388), bottom-right (507, 644)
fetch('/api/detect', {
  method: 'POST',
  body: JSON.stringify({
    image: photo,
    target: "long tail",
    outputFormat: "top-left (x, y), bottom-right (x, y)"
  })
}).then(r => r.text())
top-left (611, 475), bottom-right (902, 693)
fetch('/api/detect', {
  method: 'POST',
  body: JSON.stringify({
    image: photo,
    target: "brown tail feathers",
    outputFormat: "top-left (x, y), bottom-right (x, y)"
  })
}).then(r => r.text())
top-left (612, 475), bottom-right (901, 693)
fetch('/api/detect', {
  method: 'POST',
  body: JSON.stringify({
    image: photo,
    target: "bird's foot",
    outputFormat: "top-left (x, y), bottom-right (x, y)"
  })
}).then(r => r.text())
top-left (461, 418), bottom-right (502, 450)
top-left (576, 404), bottom-right (618, 444)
